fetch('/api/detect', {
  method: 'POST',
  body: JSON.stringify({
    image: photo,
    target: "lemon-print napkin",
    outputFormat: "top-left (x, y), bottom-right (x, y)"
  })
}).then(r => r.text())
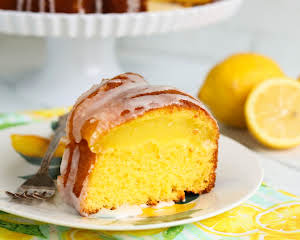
top-left (0, 110), bottom-right (299, 240)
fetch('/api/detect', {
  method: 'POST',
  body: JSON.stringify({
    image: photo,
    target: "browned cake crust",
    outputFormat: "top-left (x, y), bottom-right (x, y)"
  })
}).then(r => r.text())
top-left (0, 0), bottom-right (146, 13)
top-left (57, 73), bottom-right (219, 215)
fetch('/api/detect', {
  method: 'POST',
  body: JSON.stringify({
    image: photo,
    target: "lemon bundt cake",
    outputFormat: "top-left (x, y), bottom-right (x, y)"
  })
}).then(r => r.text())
top-left (0, 0), bottom-right (146, 13)
top-left (57, 73), bottom-right (219, 216)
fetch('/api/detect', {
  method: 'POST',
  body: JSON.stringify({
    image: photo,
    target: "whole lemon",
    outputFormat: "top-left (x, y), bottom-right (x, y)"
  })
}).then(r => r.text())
top-left (198, 53), bottom-right (285, 128)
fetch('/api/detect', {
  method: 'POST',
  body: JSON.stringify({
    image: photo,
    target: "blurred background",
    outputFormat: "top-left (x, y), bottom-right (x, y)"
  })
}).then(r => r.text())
top-left (0, 0), bottom-right (299, 111)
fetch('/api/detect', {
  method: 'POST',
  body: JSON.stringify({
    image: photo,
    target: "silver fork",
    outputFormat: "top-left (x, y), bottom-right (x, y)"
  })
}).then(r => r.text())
top-left (6, 114), bottom-right (68, 200)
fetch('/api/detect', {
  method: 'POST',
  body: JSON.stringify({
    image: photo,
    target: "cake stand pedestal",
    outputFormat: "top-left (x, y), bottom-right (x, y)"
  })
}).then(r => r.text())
top-left (18, 38), bottom-right (121, 107)
top-left (0, 0), bottom-right (242, 107)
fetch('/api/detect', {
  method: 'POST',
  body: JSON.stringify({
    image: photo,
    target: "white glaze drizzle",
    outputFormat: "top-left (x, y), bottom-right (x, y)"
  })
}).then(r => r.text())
top-left (91, 204), bottom-right (144, 218)
top-left (71, 82), bottom-right (147, 143)
top-left (16, 0), bottom-right (142, 13)
top-left (39, 0), bottom-right (45, 12)
top-left (78, 0), bottom-right (84, 13)
top-left (59, 148), bottom-right (70, 176)
top-left (70, 73), bottom-right (203, 144)
top-left (95, 0), bottom-right (103, 13)
top-left (152, 201), bottom-right (175, 209)
top-left (127, 0), bottom-right (141, 12)
top-left (26, 0), bottom-right (32, 11)
top-left (17, 0), bottom-right (24, 11)
top-left (48, 0), bottom-right (55, 13)
top-left (17, 0), bottom-right (55, 12)
top-left (57, 145), bottom-right (82, 214)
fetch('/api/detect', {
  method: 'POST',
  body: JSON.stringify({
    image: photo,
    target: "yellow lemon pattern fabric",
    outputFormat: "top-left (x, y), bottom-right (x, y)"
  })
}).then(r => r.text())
top-left (193, 185), bottom-right (300, 240)
top-left (256, 202), bottom-right (300, 235)
top-left (0, 228), bottom-right (34, 240)
top-left (195, 204), bottom-right (262, 236)
top-left (0, 111), bottom-right (300, 239)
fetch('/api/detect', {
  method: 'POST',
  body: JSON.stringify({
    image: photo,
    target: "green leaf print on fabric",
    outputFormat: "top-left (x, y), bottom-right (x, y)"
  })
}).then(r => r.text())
top-left (0, 219), bottom-right (47, 238)
top-left (97, 232), bottom-right (119, 240)
top-left (0, 113), bottom-right (32, 130)
top-left (163, 226), bottom-right (184, 240)
top-left (0, 122), bottom-right (29, 130)
top-left (39, 224), bottom-right (50, 239)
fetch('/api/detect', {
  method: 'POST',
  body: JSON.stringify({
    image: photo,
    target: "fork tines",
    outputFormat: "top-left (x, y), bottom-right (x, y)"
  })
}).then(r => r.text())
top-left (5, 191), bottom-right (48, 200)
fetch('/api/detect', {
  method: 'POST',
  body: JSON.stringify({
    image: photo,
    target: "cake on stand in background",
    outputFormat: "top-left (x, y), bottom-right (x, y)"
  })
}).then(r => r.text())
top-left (0, 0), bottom-right (147, 13)
top-left (0, 0), bottom-right (243, 108)
top-left (0, 0), bottom-right (214, 13)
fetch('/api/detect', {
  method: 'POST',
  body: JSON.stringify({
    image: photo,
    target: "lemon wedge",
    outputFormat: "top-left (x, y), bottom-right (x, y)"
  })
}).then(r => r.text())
top-left (245, 78), bottom-right (300, 149)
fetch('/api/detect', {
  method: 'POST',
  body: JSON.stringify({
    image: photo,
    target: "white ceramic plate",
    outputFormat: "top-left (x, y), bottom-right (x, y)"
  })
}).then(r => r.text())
top-left (0, 0), bottom-right (243, 38)
top-left (0, 122), bottom-right (263, 231)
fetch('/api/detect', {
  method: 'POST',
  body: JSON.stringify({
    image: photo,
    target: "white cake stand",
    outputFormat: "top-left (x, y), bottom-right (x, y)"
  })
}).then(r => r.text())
top-left (0, 0), bottom-right (242, 107)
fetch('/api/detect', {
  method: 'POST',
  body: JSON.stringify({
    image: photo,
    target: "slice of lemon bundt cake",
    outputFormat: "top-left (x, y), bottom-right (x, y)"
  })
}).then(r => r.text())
top-left (57, 73), bottom-right (219, 216)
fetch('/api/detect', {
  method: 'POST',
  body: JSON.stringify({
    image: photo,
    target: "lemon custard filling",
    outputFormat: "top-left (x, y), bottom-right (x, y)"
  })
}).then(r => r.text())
top-left (84, 108), bottom-right (218, 212)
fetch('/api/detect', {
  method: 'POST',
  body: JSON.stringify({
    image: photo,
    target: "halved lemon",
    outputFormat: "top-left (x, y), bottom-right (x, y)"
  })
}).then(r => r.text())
top-left (245, 78), bottom-right (300, 149)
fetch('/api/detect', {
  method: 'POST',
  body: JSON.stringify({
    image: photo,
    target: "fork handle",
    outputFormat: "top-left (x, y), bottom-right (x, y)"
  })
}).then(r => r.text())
top-left (37, 114), bottom-right (68, 175)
